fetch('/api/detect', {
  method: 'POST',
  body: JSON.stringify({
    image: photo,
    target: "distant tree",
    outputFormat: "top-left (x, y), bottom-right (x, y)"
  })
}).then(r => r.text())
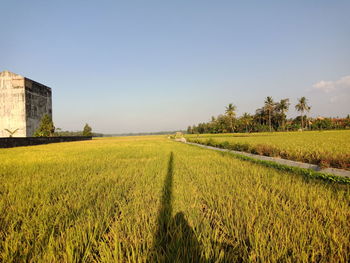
top-left (4, 128), bottom-right (19, 137)
top-left (295, 97), bottom-right (310, 130)
top-left (208, 116), bottom-right (217, 133)
top-left (276, 98), bottom-right (290, 130)
top-left (343, 116), bottom-right (350, 129)
top-left (306, 106), bottom-right (311, 129)
top-left (254, 107), bottom-right (266, 126)
top-left (53, 127), bottom-right (62, 136)
top-left (264, 96), bottom-right (275, 132)
top-left (241, 113), bottom-right (253, 133)
top-left (34, 114), bottom-right (55, 137)
top-left (225, 103), bottom-right (236, 133)
top-left (83, 123), bottom-right (92, 136)
top-left (312, 118), bottom-right (332, 130)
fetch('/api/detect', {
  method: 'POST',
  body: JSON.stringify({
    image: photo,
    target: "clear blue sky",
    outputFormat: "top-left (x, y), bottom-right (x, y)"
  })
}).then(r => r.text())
top-left (1, 0), bottom-right (349, 133)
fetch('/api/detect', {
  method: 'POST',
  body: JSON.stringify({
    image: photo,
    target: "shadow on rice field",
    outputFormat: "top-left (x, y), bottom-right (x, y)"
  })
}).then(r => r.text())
top-left (150, 152), bottom-right (245, 262)
top-left (150, 152), bottom-right (203, 262)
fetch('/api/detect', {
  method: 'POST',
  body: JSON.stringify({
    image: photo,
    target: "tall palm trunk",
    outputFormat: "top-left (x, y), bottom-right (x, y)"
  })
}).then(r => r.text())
top-left (305, 113), bottom-right (308, 130)
top-left (269, 110), bottom-right (272, 132)
top-left (301, 111), bottom-right (304, 130)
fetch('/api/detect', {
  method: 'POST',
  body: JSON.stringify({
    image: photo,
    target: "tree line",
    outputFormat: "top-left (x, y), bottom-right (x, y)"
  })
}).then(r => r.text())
top-left (187, 97), bottom-right (350, 134)
top-left (34, 114), bottom-right (95, 137)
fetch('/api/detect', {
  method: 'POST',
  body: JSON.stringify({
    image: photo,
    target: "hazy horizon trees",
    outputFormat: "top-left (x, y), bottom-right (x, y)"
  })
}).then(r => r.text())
top-left (33, 117), bottom-right (94, 137)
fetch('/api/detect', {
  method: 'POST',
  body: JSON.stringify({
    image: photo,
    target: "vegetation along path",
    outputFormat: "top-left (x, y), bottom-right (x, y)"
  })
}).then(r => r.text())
top-left (0, 136), bottom-right (349, 262)
top-left (186, 130), bottom-right (350, 170)
top-left (185, 141), bottom-right (350, 181)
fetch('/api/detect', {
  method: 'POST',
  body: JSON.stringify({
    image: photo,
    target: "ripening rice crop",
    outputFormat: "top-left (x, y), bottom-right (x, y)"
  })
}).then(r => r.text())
top-left (0, 136), bottom-right (349, 262)
top-left (186, 130), bottom-right (350, 170)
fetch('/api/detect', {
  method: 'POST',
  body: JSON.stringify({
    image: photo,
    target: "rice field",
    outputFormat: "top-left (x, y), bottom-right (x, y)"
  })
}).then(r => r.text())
top-left (186, 130), bottom-right (350, 170)
top-left (0, 136), bottom-right (349, 262)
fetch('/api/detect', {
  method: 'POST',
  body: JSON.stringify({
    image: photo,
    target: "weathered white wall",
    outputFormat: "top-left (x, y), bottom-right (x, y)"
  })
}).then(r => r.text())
top-left (0, 70), bottom-right (52, 137)
top-left (25, 79), bottom-right (52, 136)
top-left (0, 71), bottom-right (26, 137)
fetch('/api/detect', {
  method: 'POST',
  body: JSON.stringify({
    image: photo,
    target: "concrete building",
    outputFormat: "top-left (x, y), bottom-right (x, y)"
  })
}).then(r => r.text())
top-left (0, 70), bottom-right (52, 137)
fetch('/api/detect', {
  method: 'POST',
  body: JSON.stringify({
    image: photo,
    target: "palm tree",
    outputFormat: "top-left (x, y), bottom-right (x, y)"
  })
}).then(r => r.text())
top-left (255, 107), bottom-right (266, 125)
top-left (295, 97), bottom-right (310, 130)
top-left (264, 97), bottom-right (275, 132)
top-left (209, 116), bottom-right (217, 133)
top-left (276, 98), bottom-right (290, 130)
top-left (241, 113), bottom-right (253, 133)
top-left (225, 103), bottom-right (236, 133)
top-left (305, 105), bottom-right (311, 129)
